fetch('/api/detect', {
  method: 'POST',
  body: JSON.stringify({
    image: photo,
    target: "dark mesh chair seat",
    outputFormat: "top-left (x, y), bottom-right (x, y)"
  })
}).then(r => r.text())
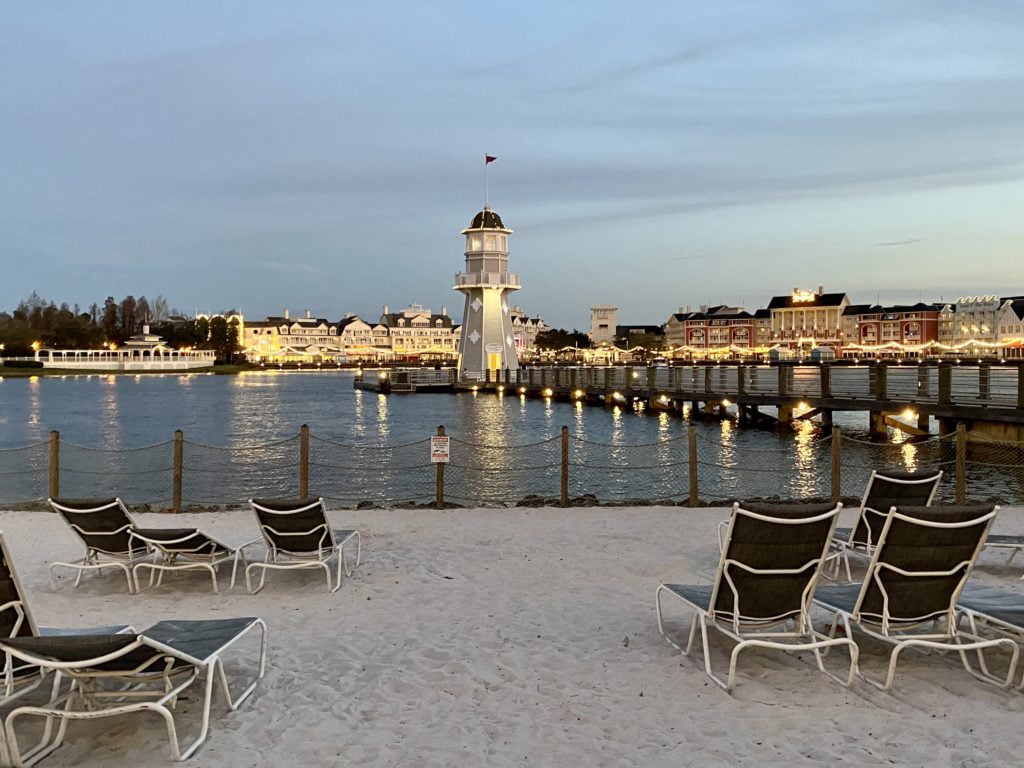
top-left (656, 501), bottom-right (853, 691)
top-left (813, 504), bottom-right (1014, 690)
top-left (247, 498), bottom-right (362, 594)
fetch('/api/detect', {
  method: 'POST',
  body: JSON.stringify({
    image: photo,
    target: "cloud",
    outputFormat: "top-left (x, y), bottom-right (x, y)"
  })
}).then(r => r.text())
top-left (875, 238), bottom-right (923, 247)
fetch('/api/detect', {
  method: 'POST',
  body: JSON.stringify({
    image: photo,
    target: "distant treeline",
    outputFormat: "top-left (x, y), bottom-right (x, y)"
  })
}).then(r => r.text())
top-left (0, 292), bottom-right (240, 363)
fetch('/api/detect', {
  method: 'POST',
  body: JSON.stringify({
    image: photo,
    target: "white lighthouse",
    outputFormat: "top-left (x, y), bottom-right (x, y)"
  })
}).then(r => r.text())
top-left (455, 207), bottom-right (521, 380)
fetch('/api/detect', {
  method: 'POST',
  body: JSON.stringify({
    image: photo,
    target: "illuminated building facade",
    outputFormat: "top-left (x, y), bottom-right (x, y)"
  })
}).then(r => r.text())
top-left (589, 305), bottom-right (618, 346)
top-left (768, 287), bottom-right (848, 349)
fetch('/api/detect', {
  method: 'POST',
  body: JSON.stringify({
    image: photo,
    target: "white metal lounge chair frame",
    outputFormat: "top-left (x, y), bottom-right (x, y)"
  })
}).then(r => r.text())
top-left (1, 531), bottom-right (136, 767)
top-left (246, 498), bottom-right (361, 594)
top-left (47, 499), bottom-right (156, 594)
top-left (131, 532), bottom-right (261, 595)
top-left (981, 535), bottom-right (1024, 578)
top-left (955, 599), bottom-right (1024, 690)
top-left (826, 470), bottom-right (943, 582)
top-left (1, 543), bottom-right (42, 704)
top-left (1, 619), bottom-right (267, 766)
top-left (816, 505), bottom-right (1018, 691)
top-left (657, 502), bottom-right (858, 692)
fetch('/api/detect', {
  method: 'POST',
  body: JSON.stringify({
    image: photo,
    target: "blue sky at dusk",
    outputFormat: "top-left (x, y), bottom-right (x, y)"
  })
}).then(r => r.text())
top-left (2, 1), bottom-right (1023, 328)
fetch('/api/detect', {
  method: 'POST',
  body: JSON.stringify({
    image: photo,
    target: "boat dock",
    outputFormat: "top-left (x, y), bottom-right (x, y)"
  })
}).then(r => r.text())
top-left (353, 368), bottom-right (455, 394)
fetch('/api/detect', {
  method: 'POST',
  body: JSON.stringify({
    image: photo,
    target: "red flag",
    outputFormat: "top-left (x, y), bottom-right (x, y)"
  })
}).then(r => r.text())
top-left (485, 155), bottom-right (497, 164)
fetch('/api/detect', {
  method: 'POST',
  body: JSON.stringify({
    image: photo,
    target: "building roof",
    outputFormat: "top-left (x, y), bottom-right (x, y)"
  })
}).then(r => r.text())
top-left (1004, 299), bottom-right (1024, 321)
top-left (842, 302), bottom-right (940, 317)
top-left (468, 208), bottom-right (505, 230)
top-left (336, 316), bottom-right (369, 331)
top-left (380, 312), bottom-right (455, 329)
top-left (767, 292), bottom-right (847, 309)
top-left (753, 308), bottom-right (771, 319)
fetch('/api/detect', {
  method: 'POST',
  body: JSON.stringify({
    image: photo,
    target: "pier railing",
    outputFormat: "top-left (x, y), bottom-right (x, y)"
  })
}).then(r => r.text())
top-left (1, 424), bottom-right (1022, 510)
top-left (503, 362), bottom-right (1024, 412)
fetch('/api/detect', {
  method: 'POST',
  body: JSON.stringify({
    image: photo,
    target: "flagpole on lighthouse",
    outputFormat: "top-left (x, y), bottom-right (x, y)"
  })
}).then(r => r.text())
top-left (484, 154), bottom-right (496, 210)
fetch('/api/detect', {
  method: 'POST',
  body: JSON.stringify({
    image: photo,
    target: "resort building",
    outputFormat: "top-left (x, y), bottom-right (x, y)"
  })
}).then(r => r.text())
top-left (664, 306), bottom-right (756, 358)
top-left (839, 303), bottom-right (940, 358)
top-left (378, 304), bottom-right (459, 362)
top-left (767, 287), bottom-right (849, 351)
top-left (996, 297), bottom-right (1024, 359)
top-left (589, 306), bottom-right (618, 346)
top-left (510, 306), bottom-right (546, 355)
top-left (241, 310), bottom-right (345, 364)
top-left (753, 309), bottom-right (772, 349)
top-left (337, 316), bottom-right (381, 362)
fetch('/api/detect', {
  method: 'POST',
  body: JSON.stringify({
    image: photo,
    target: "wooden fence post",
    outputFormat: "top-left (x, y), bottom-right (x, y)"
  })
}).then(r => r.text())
top-left (172, 430), bottom-right (184, 513)
top-left (955, 422), bottom-right (967, 504)
top-left (48, 431), bottom-right (59, 499)
top-left (560, 426), bottom-right (569, 507)
top-left (435, 425), bottom-right (445, 508)
top-left (831, 426), bottom-right (842, 503)
top-left (299, 424), bottom-right (310, 498)
top-left (687, 425), bottom-right (699, 507)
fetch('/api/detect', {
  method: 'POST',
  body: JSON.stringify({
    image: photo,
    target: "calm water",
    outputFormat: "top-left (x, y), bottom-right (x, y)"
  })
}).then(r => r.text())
top-left (0, 369), bottom-right (842, 447)
top-left (0, 370), bottom-right (1017, 506)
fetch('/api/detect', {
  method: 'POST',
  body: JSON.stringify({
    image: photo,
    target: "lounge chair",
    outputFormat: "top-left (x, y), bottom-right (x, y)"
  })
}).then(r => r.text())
top-left (814, 504), bottom-right (1018, 691)
top-left (1, 531), bottom-right (131, 705)
top-left (2, 530), bottom-right (134, 767)
top-left (48, 498), bottom-right (252, 593)
top-left (982, 535), bottom-right (1024, 577)
top-left (956, 584), bottom-right (1024, 688)
top-left (656, 501), bottom-right (857, 692)
top-left (247, 498), bottom-right (362, 594)
top-left (0, 616), bottom-right (267, 765)
top-left (827, 469), bottom-right (943, 581)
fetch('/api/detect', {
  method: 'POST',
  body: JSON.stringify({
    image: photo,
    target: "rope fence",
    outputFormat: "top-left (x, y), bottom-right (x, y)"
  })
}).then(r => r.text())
top-left (0, 424), bottom-right (1020, 510)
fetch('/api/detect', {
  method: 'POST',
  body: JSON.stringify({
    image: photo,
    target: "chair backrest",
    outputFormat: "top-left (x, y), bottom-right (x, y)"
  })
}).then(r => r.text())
top-left (851, 504), bottom-right (997, 632)
top-left (849, 470), bottom-right (943, 548)
top-left (249, 498), bottom-right (332, 554)
top-left (709, 501), bottom-right (841, 627)
top-left (48, 498), bottom-right (140, 556)
top-left (0, 532), bottom-right (37, 641)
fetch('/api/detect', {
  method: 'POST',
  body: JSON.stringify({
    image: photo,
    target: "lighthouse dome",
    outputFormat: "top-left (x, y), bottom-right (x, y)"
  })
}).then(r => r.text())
top-left (469, 208), bottom-right (505, 229)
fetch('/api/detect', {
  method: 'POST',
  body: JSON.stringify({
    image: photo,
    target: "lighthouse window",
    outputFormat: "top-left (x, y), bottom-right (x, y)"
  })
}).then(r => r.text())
top-left (500, 235), bottom-right (507, 250)
top-left (485, 235), bottom-right (496, 250)
top-left (470, 236), bottom-right (481, 250)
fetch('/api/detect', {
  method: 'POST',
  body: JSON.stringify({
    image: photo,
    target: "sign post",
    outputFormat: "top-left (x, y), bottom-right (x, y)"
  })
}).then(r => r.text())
top-left (433, 426), bottom-right (449, 508)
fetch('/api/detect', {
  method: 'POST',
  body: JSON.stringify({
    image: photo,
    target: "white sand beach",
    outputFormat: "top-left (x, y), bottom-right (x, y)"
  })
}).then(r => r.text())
top-left (3, 505), bottom-right (1024, 768)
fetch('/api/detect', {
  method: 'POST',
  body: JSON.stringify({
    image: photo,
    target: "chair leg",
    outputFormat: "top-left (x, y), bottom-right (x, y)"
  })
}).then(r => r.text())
top-left (229, 551), bottom-right (241, 591)
top-left (245, 563), bottom-right (267, 595)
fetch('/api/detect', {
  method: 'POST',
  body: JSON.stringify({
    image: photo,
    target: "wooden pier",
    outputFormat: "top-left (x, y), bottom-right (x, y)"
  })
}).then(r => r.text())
top-left (473, 362), bottom-right (1024, 440)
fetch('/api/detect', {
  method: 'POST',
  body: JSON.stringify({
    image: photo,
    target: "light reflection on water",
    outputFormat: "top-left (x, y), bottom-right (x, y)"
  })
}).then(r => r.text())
top-left (0, 370), bottom-right (1016, 504)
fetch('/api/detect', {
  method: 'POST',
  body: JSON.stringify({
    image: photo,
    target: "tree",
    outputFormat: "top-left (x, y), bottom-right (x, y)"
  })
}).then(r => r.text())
top-left (151, 295), bottom-right (169, 323)
top-left (207, 316), bottom-right (239, 364)
top-left (534, 328), bottom-right (591, 349)
top-left (136, 295), bottom-right (151, 327)
top-left (102, 297), bottom-right (119, 342)
top-left (119, 295), bottom-right (138, 338)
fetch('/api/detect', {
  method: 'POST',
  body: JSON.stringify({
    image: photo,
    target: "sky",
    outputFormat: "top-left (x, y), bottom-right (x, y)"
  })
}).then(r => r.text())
top-left (2, 1), bottom-right (1023, 329)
